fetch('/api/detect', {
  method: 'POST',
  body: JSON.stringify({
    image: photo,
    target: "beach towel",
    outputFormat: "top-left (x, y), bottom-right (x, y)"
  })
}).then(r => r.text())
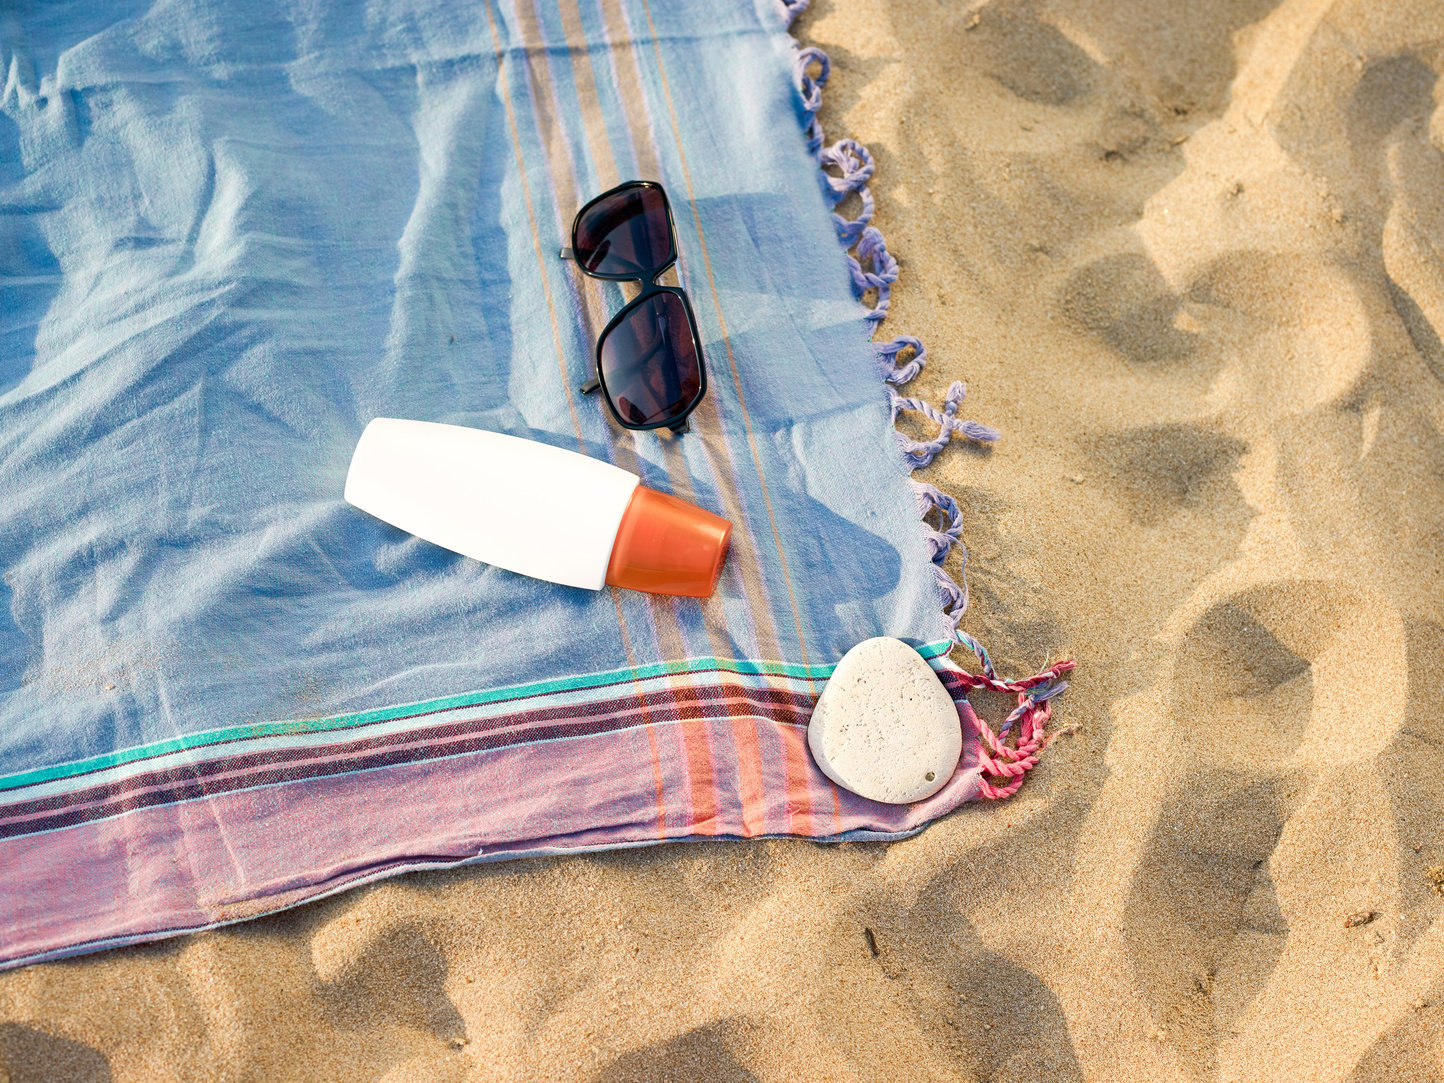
top-left (0, 0), bottom-right (1071, 969)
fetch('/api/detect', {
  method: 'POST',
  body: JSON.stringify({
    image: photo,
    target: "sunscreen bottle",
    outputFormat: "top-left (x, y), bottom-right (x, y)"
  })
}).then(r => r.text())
top-left (344, 418), bottom-right (731, 597)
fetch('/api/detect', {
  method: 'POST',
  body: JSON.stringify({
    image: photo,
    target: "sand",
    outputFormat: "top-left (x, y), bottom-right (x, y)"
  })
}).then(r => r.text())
top-left (4, 0), bottom-right (1443, 1079)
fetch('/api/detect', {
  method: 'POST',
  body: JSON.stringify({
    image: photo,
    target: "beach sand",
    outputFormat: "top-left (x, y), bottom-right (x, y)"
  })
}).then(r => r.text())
top-left (3, 0), bottom-right (1443, 1078)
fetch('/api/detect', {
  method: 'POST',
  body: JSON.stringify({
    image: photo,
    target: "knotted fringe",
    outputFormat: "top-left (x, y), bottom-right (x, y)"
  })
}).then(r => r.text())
top-left (783, 0), bottom-right (1072, 799)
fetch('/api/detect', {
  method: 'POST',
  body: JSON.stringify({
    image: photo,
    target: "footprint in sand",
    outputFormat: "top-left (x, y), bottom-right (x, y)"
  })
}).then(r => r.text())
top-left (1382, 134), bottom-right (1444, 385)
top-left (1125, 766), bottom-right (1291, 1074)
top-left (0, 1023), bottom-right (111, 1083)
top-left (1185, 250), bottom-right (1373, 421)
top-left (1052, 0), bottom-right (1283, 120)
top-left (965, 1), bottom-right (1100, 107)
top-left (817, 866), bottom-right (1085, 1083)
top-left (1129, 578), bottom-right (1412, 1077)
top-left (1375, 617), bottom-right (1444, 954)
top-left (1090, 423), bottom-right (1250, 529)
top-left (594, 1022), bottom-right (755, 1083)
top-left (1062, 252), bottom-right (1202, 370)
top-left (1270, 46), bottom-right (1437, 228)
top-left (310, 902), bottom-right (465, 1044)
top-left (1169, 580), bottom-right (1377, 770)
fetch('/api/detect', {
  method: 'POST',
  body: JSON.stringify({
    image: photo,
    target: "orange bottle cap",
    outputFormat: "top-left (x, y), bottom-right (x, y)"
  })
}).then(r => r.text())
top-left (605, 486), bottom-right (731, 598)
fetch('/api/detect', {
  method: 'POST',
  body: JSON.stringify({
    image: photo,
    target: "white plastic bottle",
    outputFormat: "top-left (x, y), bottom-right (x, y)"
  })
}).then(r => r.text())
top-left (344, 418), bottom-right (731, 597)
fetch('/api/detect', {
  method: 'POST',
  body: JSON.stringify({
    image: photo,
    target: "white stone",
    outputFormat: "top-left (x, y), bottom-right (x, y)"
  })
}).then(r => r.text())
top-left (807, 637), bottom-right (962, 804)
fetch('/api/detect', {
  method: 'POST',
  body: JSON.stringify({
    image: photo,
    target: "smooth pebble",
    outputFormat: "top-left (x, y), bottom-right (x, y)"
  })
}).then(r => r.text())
top-left (807, 636), bottom-right (962, 804)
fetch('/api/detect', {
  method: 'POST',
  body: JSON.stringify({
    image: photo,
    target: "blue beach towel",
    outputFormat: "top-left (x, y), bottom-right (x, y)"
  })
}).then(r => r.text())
top-left (0, 0), bottom-right (1069, 968)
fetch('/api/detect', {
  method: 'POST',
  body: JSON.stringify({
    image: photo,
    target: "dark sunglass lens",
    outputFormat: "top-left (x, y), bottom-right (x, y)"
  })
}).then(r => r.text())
top-left (573, 186), bottom-right (675, 278)
top-left (599, 292), bottom-right (701, 427)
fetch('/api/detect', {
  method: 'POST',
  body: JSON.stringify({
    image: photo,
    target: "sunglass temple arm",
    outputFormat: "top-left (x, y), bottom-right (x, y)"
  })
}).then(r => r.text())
top-left (559, 247), bottom-right (575, 260)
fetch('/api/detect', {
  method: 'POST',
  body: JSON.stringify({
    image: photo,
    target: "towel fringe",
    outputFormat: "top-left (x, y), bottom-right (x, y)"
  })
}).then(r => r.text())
top-left (783, 0), bottom-right (1073, 799)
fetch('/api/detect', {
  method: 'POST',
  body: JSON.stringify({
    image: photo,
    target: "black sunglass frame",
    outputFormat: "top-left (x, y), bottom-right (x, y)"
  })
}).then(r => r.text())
top-left (565, 180), bottom-right (708, 433)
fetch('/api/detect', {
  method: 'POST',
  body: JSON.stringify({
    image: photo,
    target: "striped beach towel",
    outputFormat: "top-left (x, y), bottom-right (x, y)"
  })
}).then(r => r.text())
top-left (0, 0), bottom-right (1069, 968)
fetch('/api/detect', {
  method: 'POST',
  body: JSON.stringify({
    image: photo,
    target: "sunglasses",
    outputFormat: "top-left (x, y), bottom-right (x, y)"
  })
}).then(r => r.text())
top-left (561, 180), bottom-right (707, 433)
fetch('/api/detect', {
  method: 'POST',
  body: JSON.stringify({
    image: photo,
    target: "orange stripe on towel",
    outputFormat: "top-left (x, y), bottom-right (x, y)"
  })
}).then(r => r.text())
top-left (634, 0), bottom-right (817, 833)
